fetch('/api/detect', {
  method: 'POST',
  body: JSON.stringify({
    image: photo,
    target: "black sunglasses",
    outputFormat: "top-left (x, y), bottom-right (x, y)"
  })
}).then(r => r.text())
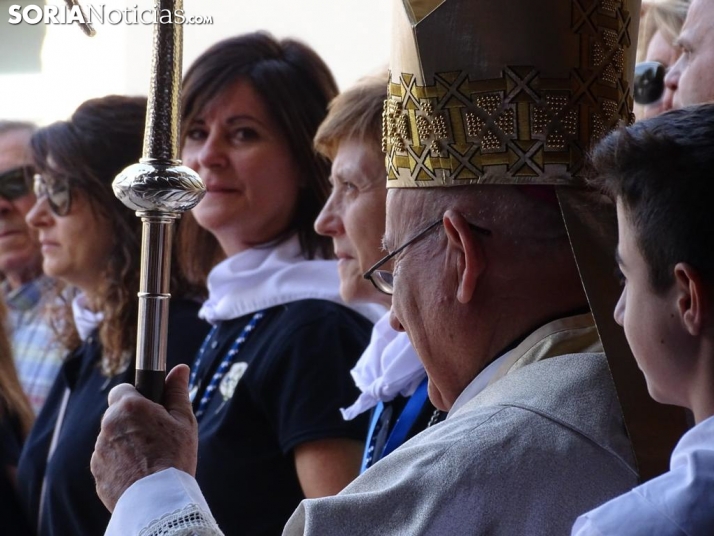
top-left (634, 61), bottom-right (666, 106)
top-left (33, 173), bottom-right (72, 217)
top-left (0, 166), bottom-right (33, 201)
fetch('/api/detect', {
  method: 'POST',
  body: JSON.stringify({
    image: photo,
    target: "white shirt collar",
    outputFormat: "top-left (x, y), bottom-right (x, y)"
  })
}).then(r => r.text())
top-left (447, 351), bottom-right (512, 419)
top-left (71, 292), bottom-right (104, 342)
top-left (198, 235), bottom-right (384, 324)
top-left (672, 414), bottom-right (714, 466)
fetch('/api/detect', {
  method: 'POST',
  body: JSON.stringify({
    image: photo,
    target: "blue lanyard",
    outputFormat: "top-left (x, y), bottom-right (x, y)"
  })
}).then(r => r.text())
top-left (360, 376), bottom-right (430, 472)
top-left (189, 311), bottom-right (265, 421)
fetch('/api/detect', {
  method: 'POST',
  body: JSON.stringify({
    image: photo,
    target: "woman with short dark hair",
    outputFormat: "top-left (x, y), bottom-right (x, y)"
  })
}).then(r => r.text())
top-left (177, 32), bottom-right (337, 286)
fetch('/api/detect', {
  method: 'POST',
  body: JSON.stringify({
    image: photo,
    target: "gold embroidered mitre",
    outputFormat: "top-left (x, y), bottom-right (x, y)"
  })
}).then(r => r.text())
top-left (385, 0), bottom-right (640, 187)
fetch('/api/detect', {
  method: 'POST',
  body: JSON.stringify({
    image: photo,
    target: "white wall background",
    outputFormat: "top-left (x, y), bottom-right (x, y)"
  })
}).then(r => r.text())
top-left (1, 0), bottom-right (391, 124)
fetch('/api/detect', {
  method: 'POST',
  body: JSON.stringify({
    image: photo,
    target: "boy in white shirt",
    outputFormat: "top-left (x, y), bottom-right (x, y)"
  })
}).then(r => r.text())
top-left (572, 103), bottom-right (714, 535)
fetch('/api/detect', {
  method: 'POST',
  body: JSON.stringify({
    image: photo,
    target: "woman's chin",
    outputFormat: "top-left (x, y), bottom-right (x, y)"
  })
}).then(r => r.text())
top-left (340, 280), bottom-right (388, 307)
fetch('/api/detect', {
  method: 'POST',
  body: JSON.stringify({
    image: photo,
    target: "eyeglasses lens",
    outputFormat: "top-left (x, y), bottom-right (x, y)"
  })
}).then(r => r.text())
top-left (33, 174), bottom-right (71, 216)
top-left (371, 270), bottom-right (394, 295)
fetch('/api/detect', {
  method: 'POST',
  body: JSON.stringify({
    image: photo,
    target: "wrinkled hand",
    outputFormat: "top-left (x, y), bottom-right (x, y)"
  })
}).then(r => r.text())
top-left (91, 364), bottom-right (198, 512)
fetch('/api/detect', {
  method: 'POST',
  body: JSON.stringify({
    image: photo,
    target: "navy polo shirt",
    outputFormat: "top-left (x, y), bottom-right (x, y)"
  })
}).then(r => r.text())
top-left (17, 299), bottom-right (209, 535)
top-left (192, 299), bottom-right (371, 536)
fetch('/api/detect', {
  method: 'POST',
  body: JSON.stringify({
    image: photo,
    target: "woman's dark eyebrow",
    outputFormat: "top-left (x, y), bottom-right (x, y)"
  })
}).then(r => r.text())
top-left (226, 115), bottom-right (266, 128)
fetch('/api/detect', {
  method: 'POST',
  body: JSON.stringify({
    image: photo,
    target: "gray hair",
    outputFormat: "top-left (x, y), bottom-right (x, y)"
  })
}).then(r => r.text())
top-left (402, 185), bottom-right (569, 244)
top-left (0, 120), bottom-right (36, 137)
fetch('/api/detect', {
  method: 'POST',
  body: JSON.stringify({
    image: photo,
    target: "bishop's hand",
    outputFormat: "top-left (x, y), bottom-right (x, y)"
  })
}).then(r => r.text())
top-left (91, 364), bottom-right (198, 511)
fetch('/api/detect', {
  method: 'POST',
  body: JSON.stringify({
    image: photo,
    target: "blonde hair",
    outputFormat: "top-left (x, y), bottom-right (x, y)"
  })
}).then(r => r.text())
top-left (652, 0), bottom-right (690, 44)
top-left (638, 0), bottom-right (690, 62)
top-left (0, 298), bottom-right (34, 438)
top-left (314, 71), bottom-right (388, 160)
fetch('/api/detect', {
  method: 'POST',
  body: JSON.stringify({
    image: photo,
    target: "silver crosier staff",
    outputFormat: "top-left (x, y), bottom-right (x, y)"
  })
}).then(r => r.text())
top-left (112, 0), bottom-right (205, 402)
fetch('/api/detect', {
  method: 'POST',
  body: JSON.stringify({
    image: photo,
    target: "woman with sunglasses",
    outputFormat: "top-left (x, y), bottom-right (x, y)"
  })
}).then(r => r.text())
top-left (106, 33), bottom-right (378, 536)
top-left (15, 95), bottom-right (210, 535)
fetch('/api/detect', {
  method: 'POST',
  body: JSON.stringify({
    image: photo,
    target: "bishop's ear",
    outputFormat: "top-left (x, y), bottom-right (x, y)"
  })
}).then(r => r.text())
top-left (673, 262), bottom-right (709, 337)
top-left (443, 210), bottom-right (486, 304)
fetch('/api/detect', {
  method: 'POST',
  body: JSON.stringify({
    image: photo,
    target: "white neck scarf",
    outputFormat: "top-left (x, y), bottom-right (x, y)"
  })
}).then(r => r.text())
top-left (71, 292), bottom-right (104, 342)
top-left (341, 311), bottom-right (426, 420)
top-left (198, 235), bottom-right (384, 324)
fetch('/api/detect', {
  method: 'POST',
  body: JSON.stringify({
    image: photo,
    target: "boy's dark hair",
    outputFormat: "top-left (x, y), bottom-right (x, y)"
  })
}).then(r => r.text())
top-left (590, 103), bottom-right (714, 293)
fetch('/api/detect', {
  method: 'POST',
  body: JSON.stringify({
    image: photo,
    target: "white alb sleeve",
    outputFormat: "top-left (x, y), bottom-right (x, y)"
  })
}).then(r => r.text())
top-left (105, 468), bottom-right (223, 536)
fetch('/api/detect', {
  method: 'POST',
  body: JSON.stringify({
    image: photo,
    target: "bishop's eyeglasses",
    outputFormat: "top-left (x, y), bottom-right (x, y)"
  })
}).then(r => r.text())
top-left (363, 218), bottom-right (492, 295)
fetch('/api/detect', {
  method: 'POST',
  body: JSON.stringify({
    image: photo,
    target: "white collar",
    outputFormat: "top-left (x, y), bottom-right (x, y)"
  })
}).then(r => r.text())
top-left (71, 292), bottom-right (104, 342)
top-left (341, 312), bottom-right (426, 420)
top-left (198, 235), bottom-right (384, 324)
top-left (447, 351), bottom-right (512, 419)
top-left (672, 414), bottom-right (714, 465)
top-left (446, 313), bottom-right (600, 419)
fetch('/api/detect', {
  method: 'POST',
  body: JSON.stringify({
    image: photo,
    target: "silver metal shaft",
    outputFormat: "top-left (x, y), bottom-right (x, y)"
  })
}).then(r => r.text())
top-left (113, 0), bottom-right (205, 402)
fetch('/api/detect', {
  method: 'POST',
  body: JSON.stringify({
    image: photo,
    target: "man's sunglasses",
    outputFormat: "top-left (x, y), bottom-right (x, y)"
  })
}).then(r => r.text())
top-left (33, 173), bottom-right (72, 217)
top-left (634, 61), bottom-right (666, 105)
top-left (0, 166), bottom-right (33, 201)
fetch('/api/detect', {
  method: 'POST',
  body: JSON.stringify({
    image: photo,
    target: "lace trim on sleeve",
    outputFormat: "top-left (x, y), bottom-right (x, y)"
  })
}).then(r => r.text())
top-left (138, 503), bottom-right (223, 536)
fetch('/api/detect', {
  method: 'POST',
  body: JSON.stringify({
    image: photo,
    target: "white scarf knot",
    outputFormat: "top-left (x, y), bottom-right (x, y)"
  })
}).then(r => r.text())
top-left (71, 292), bottom-right (104, 342)
top-left (341, 312), bottom-right (426, 420)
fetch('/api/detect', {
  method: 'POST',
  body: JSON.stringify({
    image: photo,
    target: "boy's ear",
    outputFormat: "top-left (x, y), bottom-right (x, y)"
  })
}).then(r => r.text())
top-left (673, 263), bottom-right (709, 336)
top-left (443, 210), bottom-right (486, 304)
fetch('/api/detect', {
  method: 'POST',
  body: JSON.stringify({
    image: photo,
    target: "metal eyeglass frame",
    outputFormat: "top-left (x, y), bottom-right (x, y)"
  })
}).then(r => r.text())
top-left (363, 217), bottom-right (492, 295)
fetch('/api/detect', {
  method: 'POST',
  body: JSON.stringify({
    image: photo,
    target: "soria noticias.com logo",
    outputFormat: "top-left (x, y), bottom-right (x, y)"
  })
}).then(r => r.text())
top-left (8, 4), bottom-right (213, 25)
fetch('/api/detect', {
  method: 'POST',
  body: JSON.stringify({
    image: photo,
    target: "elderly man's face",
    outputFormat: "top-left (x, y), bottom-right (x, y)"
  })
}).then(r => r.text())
top-left (0, 129), bottom-right (41, 288)
top-left (665, 0), bottom-right (714, 109)
top-left (385, 189), bottom-right (477, 411)
top-left (386, 190), bottom-right (441, 405)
